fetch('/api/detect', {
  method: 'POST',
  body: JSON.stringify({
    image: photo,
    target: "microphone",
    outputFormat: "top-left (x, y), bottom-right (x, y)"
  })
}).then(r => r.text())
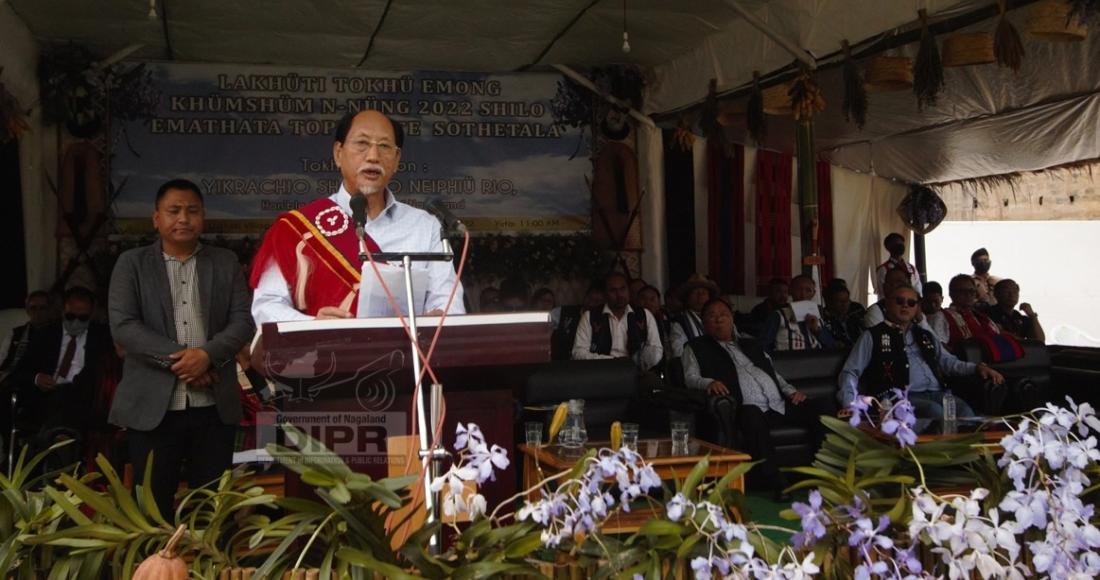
top-left (426, 198), bottom-right (468, 235)
top-left (349, 193), bottom-right (369, 259)
top-left (349, 193), bottom-right (367, 233)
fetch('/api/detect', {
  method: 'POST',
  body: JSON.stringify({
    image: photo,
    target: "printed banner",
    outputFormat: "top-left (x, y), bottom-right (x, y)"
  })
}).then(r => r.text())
top-left (111, 64), bottom-right (591, 234)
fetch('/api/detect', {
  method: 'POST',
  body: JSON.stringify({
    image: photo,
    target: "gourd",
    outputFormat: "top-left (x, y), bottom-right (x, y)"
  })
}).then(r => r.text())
top-left (133, 524), bottom-right (188, 579)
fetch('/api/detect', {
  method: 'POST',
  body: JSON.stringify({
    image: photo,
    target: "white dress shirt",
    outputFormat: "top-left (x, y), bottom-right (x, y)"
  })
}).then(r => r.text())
top-left (252, 185), bottom-right (465, 324)
top-left (570, 305), bottom-right (663, 371)
top-left (53, 330), bottom-right (87, 384)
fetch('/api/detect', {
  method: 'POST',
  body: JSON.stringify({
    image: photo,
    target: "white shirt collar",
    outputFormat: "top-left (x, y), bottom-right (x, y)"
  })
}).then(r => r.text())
top-left (602, 303), bottom-right (635, 319)
top-left (334, 184), bottom-right (397, 221)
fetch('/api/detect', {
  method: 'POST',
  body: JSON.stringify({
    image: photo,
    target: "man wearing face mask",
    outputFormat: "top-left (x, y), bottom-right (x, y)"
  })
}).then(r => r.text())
top-left (874, 233), bottom-right (922, 301)
top-left (970, 248), bottom-right (1000, 307)
top-left (11, 286), bottom-right (115, 455)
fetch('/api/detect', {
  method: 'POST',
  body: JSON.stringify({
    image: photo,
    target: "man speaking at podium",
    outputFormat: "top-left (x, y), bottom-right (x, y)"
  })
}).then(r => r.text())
top-left (250, 110), bottom-right (465, 323)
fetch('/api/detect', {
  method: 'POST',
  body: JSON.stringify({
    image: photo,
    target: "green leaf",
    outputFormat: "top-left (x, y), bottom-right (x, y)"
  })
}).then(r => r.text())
top-left (253, 519), bottom-right (312, 579)
top-left (329, 482), bottom-right (352, 504)
top-left (707, 460), bottom-right (759, 504)
top-left (503, 530), bottom-right (544, 558)
top-left (886, 487), bottom-right (910, 524)
top-left (56, 473), bottom-right (142, 534)
top-left (675, 533), bottom-right (702, 559)
top-left (681, 456), bottom-right (709, 500)
top-left (43, 486), bottom-right (92, 526)
top-left (454, 562), bottom-right (540, 580)
top-left (337, 546), bottom-right (426, 580)
top-left (379, 474), bottom-right (419, 491)
top-left (855, 475), bottom-right (915, 489)
top-left (301, 469), bottom-right (340, 488)
top-left (637, 519), bottom-right (683, 537)
top-left (94, 455), bottom-right (156, 533)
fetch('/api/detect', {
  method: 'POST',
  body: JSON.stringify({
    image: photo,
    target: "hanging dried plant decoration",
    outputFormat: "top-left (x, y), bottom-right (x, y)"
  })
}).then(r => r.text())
top-left (841, 40), bottom-right (868, 129)
top-left (673, 115), bottom-right (695, 152)
top-left (1069, 0), bottom-right (1100, 25)
top-left (994, 0), bottom-right (1025, 72)
top-left (913, 9), bottom-right (945, 110)
top-left (747, 71), bottom-right (766, 146)
top-left (789, 68), bottom-right (826, 124)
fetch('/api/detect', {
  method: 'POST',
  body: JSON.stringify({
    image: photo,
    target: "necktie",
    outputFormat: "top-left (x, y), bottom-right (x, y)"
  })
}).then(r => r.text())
top-left (57, 335), bottom-right (78, 379)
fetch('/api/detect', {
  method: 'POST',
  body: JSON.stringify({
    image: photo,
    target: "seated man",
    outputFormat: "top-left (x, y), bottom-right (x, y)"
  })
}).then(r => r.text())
top-left (636, 285), bottom-right (672, 354)
top-left (11, 287), bottom-right (116, 462)
top-left (759, 275), bottom-right (836, 352)
top-left (741, 277), bottom-right (788, 337)
top-left (683, 298), bottom-right (822, 500)
top-left (0, 290), bottom-right (54, 446)
top-left (669, 274), bottom-right (720, 359)
top-left (821, 282), bottom-right (862, 348)
top-left (929, 274), bottom-right (1023, 361)
top-left (921, 281), bottom-right (944, 318)
top-left (571, 272), bottom-right (662, 371)
top-left (863, 268), bottom-right (932, 332)
top-left (986, 279), bottom-right (1045, 343)
top-left (839, 285), bottom-right (1004, 421)
top-left (551, 284), bottom-right (605, 360)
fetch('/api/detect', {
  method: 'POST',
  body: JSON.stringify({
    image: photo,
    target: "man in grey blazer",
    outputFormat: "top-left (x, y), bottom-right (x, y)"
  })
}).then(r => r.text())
top-left (109, 179), bottom-right (254, 517)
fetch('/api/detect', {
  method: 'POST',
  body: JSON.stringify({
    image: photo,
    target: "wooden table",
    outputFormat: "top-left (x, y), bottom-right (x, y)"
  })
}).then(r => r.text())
top-left (518, 438), bottom-right (752, 533)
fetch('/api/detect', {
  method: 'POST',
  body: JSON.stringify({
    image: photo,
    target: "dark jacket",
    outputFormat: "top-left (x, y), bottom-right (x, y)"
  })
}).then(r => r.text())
top-left (108, 242), bottom-right (255, 430)
top-left (861, 322), bottom-right (941, 398)
top-left (11, 321), bottom-right (115, 429)
top-left (685, 335), bottom-right (779, 407)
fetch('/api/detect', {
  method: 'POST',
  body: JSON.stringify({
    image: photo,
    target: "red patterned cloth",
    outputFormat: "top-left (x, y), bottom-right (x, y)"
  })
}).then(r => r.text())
top-left (249, 198), bottom-right (381, 316)
top-left (754, 151), bottom-right (793, 295)
top-left (942, 307), bottom-right (1023, 362)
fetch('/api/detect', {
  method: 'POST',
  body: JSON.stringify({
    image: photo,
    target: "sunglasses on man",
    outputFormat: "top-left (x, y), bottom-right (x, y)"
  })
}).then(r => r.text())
top-left (64, 313), bottom-right (91, 322)
top-left (893, 297), bottom-right (919, 308)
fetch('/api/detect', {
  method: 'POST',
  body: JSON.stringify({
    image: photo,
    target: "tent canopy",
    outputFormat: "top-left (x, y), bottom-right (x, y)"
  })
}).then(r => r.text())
top-left (6, 0), bottom-right (1098, 184)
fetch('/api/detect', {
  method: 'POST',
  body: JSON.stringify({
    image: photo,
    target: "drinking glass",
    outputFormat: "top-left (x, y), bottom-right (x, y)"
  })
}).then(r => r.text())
top-left (621, 422), bottom-right (640, 451)
top-left (670, 421), bottom-right (690, 455)
top-left (525, 422), bottom-right (543, 447)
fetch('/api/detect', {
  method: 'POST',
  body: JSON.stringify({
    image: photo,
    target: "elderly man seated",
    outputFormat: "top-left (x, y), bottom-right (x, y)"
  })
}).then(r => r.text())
top-left (985, 279), bottom-right (1045, 343)
top-left (682, 298), bottom-right (823, 500)
top-left (759, 274), bottom-right (836, 352)
top-left (929, 274), bottom-right (1023, 362)
top-left (839, 285), bottom-right (1004, 421)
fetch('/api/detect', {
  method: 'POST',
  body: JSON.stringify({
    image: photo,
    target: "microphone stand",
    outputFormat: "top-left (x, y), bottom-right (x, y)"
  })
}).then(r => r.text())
top-left (358, 223), bottom-right (455, 554)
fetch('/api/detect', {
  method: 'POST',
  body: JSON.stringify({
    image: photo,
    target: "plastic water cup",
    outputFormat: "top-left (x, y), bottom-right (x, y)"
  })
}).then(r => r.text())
top-left (525, 422), bottom-right (543, 447)
top-left (621, 423), bottom-right (640, 450)
top-left (670, 421), bottom-right (690, 455)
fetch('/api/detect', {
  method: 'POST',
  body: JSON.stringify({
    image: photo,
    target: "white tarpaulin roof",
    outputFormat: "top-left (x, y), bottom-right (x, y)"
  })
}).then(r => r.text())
top-left (5, 0), bottom-right (1098, 184)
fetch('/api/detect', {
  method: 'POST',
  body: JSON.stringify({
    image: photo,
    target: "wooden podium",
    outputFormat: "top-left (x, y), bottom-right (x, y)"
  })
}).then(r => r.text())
top-left (257, 312), bottom-right (552, 504)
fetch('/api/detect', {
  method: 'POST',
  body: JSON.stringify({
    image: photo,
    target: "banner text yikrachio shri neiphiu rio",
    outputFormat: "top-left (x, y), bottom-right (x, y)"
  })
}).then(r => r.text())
top-left (111, 64), bottom-right (591, 235)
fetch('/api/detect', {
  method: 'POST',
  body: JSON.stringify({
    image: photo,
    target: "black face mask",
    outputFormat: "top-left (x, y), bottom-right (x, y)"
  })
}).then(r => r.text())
top-left (974, 261), bottom-right (991, 274)
top-left (887, 243), bottom-right (905, 256)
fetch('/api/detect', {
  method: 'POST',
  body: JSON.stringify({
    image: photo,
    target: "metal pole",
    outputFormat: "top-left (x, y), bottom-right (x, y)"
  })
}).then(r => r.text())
top-left (401, 255), bottom-right (437, 551)
top-left (913, 232), bottom-right (928, 286)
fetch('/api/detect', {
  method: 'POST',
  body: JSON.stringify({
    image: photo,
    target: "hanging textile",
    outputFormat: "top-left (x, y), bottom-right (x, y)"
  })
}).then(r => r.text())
top-left (663, 129), bottom-right (696, 289)
top-left (754, 150), bottom-right (793, 295)
top-left (707, 142), bottom-right (746, 294)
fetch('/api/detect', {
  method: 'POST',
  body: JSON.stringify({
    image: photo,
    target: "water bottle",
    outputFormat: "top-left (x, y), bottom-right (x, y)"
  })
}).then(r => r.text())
top-left (942, 390), bottom-right (957, 435)
top-left (559, 399), bottom-right (588, 449)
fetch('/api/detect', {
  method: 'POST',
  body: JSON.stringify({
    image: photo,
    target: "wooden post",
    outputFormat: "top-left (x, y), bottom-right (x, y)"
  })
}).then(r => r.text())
top-left (796, 121), bottom-right (820, 278)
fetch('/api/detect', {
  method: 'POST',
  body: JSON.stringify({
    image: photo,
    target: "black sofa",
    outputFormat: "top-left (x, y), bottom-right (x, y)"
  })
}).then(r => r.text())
top-left (522, 359), bottom-right (658, 443)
